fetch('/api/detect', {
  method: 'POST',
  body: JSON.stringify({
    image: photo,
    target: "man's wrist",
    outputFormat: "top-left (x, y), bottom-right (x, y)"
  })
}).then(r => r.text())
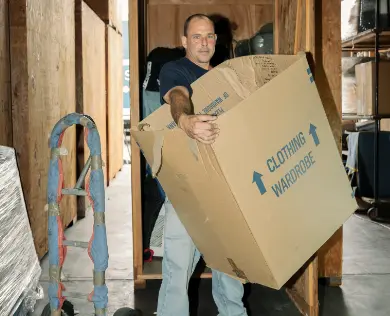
top-left (177, 114), bottom-right (188, 129)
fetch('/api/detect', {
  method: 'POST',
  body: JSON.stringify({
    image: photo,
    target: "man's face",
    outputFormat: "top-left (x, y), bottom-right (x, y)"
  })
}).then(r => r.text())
top-left (182, 17), bottom-right (216, 65)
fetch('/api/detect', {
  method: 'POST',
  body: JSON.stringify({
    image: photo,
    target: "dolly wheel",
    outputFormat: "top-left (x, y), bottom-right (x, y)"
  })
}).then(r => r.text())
top-left (368, 207), bottom-right (379, 221)
top-left (113, 307), bottom-right (143, 316)
top-left (41, 300), bottom-right (75, 316)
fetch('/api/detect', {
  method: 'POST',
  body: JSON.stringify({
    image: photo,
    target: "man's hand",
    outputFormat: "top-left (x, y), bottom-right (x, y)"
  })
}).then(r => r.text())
top-left (178, 114), bottom-right (219, 144)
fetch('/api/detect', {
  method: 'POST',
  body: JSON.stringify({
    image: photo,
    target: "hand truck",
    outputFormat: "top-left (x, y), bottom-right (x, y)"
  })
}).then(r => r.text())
top-left (41, 113), bottom-right (140, 316)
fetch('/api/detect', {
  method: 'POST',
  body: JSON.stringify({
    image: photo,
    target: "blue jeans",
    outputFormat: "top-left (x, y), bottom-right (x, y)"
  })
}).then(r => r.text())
top-left (157, 199), bottom-right (248, 316)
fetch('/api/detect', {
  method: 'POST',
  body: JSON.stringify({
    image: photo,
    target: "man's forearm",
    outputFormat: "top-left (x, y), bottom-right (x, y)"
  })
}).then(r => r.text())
top-left (169, 88), bottom-right (194, 125)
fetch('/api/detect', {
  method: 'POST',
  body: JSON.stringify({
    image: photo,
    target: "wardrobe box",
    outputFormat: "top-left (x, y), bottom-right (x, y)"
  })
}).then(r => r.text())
top-left (131, 53), bottom-right (357, 290)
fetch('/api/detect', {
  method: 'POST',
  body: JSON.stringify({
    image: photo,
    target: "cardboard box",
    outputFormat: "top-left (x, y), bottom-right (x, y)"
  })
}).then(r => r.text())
top-left (356, 61), bottom-right (390, 116)
top-left (131, 54), bottom-right (357, 289)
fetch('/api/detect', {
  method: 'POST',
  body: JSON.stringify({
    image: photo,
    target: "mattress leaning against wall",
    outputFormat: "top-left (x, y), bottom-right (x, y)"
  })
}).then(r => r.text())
top-left (0, 146), bottom-right (43, 315)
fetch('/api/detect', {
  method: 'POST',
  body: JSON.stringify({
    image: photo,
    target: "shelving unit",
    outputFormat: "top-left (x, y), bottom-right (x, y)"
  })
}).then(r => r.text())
top-left (342, 29), bottom-right (390, 51)
top-left (341, 1), bottom-right (390, 221)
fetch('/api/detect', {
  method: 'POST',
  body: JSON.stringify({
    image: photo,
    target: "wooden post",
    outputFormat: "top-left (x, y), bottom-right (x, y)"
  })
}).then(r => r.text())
top-left (275, 0), bottom-right (342, 314)
top-left (314, 0), bottom-right (344, 286)
top-left (129, 0), bottom-right (146, 289)
top-left (0, 0), bottom-right (11, 147)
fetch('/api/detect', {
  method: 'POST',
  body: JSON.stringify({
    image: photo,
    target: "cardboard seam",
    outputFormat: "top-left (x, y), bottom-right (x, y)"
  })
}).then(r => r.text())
top-left (215, 66), bottom-right (249, 100)
top-left (197, 83), bottom-right (216, 114)
top-left (209, 144), bottom-right (276, 285)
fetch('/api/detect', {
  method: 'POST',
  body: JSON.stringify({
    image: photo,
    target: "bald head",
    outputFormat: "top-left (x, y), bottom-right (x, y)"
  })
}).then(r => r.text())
top-left (183, 14), bottom-right (214, 36)
top-left (182, 14), bottom-right (217, 68)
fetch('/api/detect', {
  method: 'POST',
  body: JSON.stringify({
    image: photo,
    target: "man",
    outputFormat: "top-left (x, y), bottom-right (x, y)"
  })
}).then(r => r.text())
top-left (156, 13), bottom-right (248, 316)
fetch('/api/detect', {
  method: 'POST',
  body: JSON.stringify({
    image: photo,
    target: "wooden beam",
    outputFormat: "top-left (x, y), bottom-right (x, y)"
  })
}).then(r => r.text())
top-left (286, 256), bottom-right (319, 316)
top-left (0, 0), bottom-right (11, 147)
top-left (274, 1), bottom-right (319, 313)
top-left (312, 0), bottom-right (343, 285)
top-left (129, 0), bottom-right (145, 289)
top-left (147, 0), bottom-right (273, 5)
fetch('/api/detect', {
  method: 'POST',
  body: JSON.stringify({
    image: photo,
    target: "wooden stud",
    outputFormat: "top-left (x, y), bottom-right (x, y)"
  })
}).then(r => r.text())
top-left (313, 0), bottom-right (344, 283)
top-left (0, 0), bottom-right (11, 147)
top-left (134, 279), bottom-right (147, 290)
top-left (129, 0), bottom-right (144, 286)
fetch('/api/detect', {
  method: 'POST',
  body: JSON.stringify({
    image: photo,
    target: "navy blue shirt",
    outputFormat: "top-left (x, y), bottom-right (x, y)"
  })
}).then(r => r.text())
top-left (159, 57), bottom-right (208, 105)
top-left (152, 57), bottom-right (208, 199)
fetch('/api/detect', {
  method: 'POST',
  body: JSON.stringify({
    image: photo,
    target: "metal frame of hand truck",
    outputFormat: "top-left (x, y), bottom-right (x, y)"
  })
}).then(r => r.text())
top-left (42, 113), bottom-right (142, 316)
top-left (42, 113), bottom-right (109, 316)
top-left (42, 113), bottom-right (140, 316)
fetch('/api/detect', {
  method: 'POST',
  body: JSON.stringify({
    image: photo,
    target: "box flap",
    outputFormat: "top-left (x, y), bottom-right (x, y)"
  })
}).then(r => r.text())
top-left (139, 54), bottom-right (303, 131)
top-left (131, 125), bottom-right (165, 176)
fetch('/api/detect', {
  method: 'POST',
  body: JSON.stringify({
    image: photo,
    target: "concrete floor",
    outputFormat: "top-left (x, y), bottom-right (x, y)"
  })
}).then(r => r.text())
top-left (31, 164), bottom-right (390, 316)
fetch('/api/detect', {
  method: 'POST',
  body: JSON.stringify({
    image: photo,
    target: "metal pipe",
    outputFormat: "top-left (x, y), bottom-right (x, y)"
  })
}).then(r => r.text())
top-left (75, 155), bottom-right (91, 189)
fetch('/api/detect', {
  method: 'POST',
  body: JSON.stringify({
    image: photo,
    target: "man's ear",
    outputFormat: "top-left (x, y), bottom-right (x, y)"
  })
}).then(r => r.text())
top-left (181, 36), bottom-right (187, 49)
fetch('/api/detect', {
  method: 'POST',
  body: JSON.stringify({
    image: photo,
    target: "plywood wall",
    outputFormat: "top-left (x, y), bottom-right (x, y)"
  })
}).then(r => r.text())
top-left (76, 1), bottom-right (107, 190)
top-left (9, 0), bottom-right (77, 258)
top-left (146, 0), bottom-right (274, 53)
top-left (106, 25), bottom-right (124, 182)
top-left (0, 0), bottom-right (11, 147)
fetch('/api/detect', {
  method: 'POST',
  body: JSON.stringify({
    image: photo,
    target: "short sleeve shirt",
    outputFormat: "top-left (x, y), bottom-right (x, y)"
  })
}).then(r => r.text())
top-left (159, 57), bottom-right (208, 105)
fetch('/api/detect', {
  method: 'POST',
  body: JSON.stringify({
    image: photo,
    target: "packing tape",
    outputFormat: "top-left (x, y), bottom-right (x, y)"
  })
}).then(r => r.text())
top-left (95, 308), bottom-right (107, 316)
top-left (93, 270), bottom-right (105, 286)
top-left (80, 116), bottom-right (92, 127)
top-left (49, 265), bottom-right (61, 282)
top-left (50, 147), bottom-right (68, 159)
top-left (48, 203), bottom-right (60, 216)
top-left (91, 155), bottom-right (103, 170)
top-left (94, 212), bottom-right (105, 225)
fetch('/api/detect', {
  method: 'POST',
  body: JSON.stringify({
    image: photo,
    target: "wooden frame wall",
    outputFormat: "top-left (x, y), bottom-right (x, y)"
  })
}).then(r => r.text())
top-left (130, 0), bottom-right (342, 314)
